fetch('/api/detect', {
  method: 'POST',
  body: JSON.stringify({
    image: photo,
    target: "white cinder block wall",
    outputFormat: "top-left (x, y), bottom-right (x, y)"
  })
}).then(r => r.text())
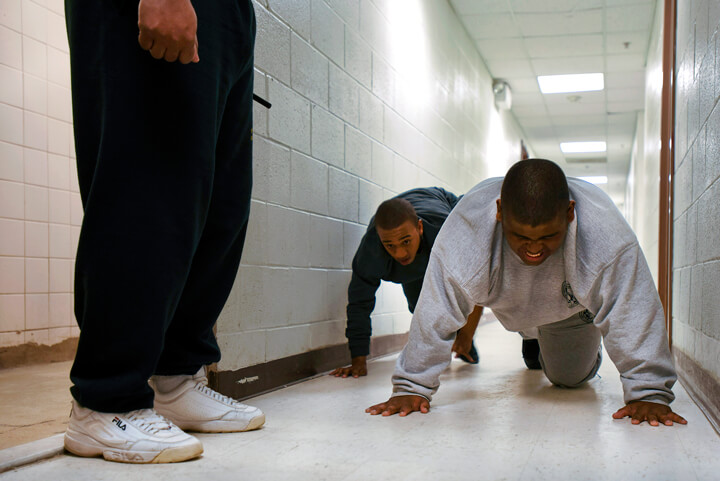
top-left (626, 0), bottom-right (662, 286)
top-left (0, 0), bottom-right (526, 364)
top-left (0, 0), bottom-right (80, 350)
top-left (215, 0), bottom-right (525, 371)
top-left (672, 0), bottom-right (720, 384)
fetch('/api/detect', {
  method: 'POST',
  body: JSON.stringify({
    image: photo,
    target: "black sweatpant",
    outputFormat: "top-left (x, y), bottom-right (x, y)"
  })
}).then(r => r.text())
top-left (65, 0), bottom-right (256, 413)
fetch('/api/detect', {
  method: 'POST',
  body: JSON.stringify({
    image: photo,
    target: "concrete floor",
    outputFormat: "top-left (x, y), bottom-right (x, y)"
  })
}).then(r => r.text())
top-left (0, 361), bottom-right (72, 450)
top-left (1, 321), bottom-right (719, 480)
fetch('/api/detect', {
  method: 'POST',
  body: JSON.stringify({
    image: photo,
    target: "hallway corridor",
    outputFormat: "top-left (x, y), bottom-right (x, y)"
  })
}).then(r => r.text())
top-left (2, 318), bottom-right (718, 480)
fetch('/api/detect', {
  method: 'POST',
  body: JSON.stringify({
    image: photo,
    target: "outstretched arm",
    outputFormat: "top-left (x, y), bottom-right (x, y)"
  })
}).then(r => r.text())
top-left (137, 0), bottom-right (199, 63)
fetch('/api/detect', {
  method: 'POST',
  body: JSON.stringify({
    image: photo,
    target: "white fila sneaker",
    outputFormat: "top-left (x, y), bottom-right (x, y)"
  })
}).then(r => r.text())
top-left (64, 400), bottom-right (203, 464)
top-left (150, 367), bottom-right (265, 433)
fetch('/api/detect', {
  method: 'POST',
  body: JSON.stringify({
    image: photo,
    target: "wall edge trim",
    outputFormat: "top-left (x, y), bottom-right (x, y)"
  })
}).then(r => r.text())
top-left (673, 347), bottom-right (720, 436)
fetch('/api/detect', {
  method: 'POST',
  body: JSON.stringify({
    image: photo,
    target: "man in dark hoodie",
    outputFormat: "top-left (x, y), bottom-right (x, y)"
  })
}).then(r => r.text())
top-left (330, 187), bottom-right (489, 378)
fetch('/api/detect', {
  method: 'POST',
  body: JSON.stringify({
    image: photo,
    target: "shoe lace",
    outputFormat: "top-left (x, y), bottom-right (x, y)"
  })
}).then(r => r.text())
top-left (127, 409), bottom-right (176, 434)
top-left (194, 378), bottom-right (253, 411)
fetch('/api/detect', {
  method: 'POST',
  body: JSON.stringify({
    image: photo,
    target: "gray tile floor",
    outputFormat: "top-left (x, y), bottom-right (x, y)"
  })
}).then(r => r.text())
top-left (2, 320), bottom-right (719, 480)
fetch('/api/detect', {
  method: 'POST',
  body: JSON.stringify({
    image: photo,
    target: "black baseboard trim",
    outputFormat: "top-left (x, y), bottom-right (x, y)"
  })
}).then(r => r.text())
top-left (208, 332), bottom-right (409, 401)
top-left (673, 347), bottom-right (720, 436)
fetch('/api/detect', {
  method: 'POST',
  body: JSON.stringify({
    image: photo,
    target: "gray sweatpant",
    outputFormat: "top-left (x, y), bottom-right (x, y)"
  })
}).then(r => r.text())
top-left (536, 312), bottom-right (602, 388)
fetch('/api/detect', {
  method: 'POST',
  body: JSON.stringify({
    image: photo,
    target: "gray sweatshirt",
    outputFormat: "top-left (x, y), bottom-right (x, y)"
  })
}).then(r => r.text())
top-left (392, 177), bottom-right (677, 406)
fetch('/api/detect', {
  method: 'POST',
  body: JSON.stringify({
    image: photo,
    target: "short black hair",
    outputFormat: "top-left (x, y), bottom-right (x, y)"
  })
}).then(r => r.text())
top-left (374, 198), bottom-right (418, 230)
top-left (500, 158), bottom-right (569, 226)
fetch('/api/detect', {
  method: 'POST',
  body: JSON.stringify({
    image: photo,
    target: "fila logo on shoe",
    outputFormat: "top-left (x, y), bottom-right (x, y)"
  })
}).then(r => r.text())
top-left (112, 416), bottom-right (127, 431)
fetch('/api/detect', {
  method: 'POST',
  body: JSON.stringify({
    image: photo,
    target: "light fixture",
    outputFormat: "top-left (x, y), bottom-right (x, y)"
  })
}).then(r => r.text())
top-left (560, 141), bottom-right (606, 153)
top-left (579, 176), bottom-right (608, 185)
top-left (537, 73), bottom-right (604, 94)
top-left (492, 79), bottom-right (512, 110)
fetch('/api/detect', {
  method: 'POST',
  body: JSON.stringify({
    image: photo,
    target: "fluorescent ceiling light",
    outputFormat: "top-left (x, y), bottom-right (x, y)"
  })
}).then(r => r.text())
top-left (538, 73), bottom-right (604, 94)
top-left (560, 141), bottom-right (607, 153)
top-left (579, 176), bottom-right (608, 185)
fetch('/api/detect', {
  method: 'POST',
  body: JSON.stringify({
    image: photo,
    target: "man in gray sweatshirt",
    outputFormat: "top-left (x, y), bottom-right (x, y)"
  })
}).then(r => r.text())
top-left (367, 159), bottom-right (687, 426)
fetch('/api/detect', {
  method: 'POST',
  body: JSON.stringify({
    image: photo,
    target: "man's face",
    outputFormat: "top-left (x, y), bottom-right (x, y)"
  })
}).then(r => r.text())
top-left (496, 200), bottom-right (575, 266)
top-left (376, 219), bottom-right (424, 266)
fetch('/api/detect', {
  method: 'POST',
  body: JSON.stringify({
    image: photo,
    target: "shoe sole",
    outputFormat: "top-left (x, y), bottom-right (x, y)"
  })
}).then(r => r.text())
top-left (64, 429), bottom-right (203, 464)
top-left (175, 413), bottom-right (266, 433)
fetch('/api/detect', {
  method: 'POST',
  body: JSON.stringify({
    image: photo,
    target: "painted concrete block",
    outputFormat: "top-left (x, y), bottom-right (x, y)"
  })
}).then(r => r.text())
top-left (311, 0), bottom-right (344, 67)
top-left (343, 221), bottom-right (366, 268)
top-left (268, 0), bottom-right (311, 40)
top-left (311, 106), bottom-right (344, 169)
top-left (371, 140), bottom-right (393, 189)
top-left (690, 263), bottom-right (704, 331)
top-left (309, 214), bottom-right (344, 268)
top-left (345, 126), bottom-right (372, 179)
top-left (266, 205), bottom-right (311, 267)
top-left (291, 33), bottom-right (329, 107)
top-left (309, 318), bottom-right (346, 351)
top-left (359, 0), bottom-right (389, 59)
top-left (393, 310), bottom-right (413, 334)
top-left (252, 136), bottom-right (291, 205)
top-left (699, 43), bottom-right (716, 126)
top-left (327, 269), bottom-right (351, 320)
top-left (266, 324), bottom-right (311, 361)
top-left (241, 200), bottom-right (268, 266)
top-left (329, 167), bottom-right (358, 222)
top-left (673, 156), bottom-right (693, 218)
top-left (693, 125), bottom-right (707, 201)
top-left (254, 4), bottom-right (291, 84)
top-left (687, 202), bottom-right (698, 266)
top-left (358, 179), bottom-right (383, 225)
top-left (253, 69), bottom-right (268, 137)
top-left (704, 103), bottom-right (720, 189)
top-left (268, 78), bottom-right (311, 154)
top-left (329, 64), bottom-right (359, 126)
top-left (291, 151), bottom-right (329, 215)
top-left (289, 268), bottom-right (329, 323)
top-left (216, 330), bottom-right (266, 371)
top-left (371, 54), bottom-right (395, 107)
top-left (327, 0), bottom-right (359, 30)
top-left (345, 28), bottom-right (371, 89)
top-left (370, 313), bottom-right (393, 336)
top-left (393, 155), bottom-right (420, 194)
top-left (697, 180), bottom-right (720, 262)
top-left (701, 261), bottom-right (720, 339)
top-left (358, 87), bottom-right (383, 142)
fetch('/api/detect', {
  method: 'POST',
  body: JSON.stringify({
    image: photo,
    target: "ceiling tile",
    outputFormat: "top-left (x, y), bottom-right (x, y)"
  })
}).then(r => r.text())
top-left (605, 4), bottom-right (655, 33)
top-left (512, 104), bottom-right (549, 117)
top-left (461, 14), bottom-right (520, 39)
top-left (605, 54), bottom-right (647, 72)
top-left (605, 32), bottom-right (650, 54)
top-left (552, 114), bottom-right (607, 126)
top-left (525, 34), bottom-right (603, 58)
top-left (475, 38), bottom-right (527, 60)
top-left (485, 58), bottom-right (535, 77)
top-left (606, 87), bottom-right (645, 102)
top-left (546, 101), bottom-right (605, 116)
top-left (554, 125), bottom-right (607, 139)
top-left (543, 90), bottom-right (606, 105)
top-left (506, 77), bottom-right (541, 93)
top-left (531, 56), bottom-right (604, 75)
top-left (449, 0), bottom-right (511, 15)
top-left (510, 0), bottom-right (603, 13)
top-left (607, 100), bottom-right (645, 113)
top-left (511, 91), bottom-right (546, 105)
top-left (605, 71), bottom-right (645, 89)
top-left (516, 9), bottom-right (602, 37)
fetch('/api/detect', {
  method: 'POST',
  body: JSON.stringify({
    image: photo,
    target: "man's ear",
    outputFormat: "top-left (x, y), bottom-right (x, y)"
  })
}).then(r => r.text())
top-left (417, 219), bottom-right (424, 236)
top-left (567, 200), bottom-right (576, 223)
top-left (496, 199), bottom-right (502, 222)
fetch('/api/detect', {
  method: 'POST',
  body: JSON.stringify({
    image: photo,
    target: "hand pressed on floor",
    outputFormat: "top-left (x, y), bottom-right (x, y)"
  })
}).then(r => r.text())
top-left (330, 356), bottom-right (367, 378)
top-left (612, 401), bottom-right (687, 426)
top-left (366, 395), bottom-right (429, 417)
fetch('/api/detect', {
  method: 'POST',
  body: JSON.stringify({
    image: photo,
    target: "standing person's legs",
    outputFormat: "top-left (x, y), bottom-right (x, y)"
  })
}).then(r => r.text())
top-left (67, 0), bottom-right (254, 414)
top-left (536, 312), bottom-right (602, 388)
